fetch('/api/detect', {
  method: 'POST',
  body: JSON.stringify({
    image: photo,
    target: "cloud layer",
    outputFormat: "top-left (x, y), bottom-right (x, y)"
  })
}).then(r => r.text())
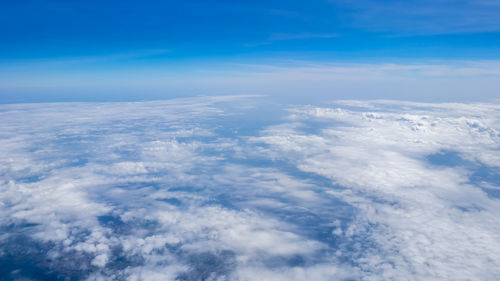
top-left (1, 96), bottom-right (499, 280)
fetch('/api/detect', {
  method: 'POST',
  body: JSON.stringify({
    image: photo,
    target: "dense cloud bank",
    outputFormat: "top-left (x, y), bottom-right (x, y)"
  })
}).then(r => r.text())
top-left (0, 96), bottom-right (499, 280)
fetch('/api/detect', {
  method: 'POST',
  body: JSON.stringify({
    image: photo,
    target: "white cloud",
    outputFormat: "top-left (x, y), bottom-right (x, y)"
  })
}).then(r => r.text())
top-left (1, 96), bottom-right (499, 280)
top-left (253, 100), bottom-right (500, 280)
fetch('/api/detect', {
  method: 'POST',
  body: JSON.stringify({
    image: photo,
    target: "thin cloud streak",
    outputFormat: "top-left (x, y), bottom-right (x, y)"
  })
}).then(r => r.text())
top-left (329, 0), bottom-right (500, 35)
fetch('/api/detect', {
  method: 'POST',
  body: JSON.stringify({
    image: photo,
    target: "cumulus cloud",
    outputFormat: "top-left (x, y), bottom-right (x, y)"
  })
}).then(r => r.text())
top-left (253, 100), bottom-right (500, 280)
top-left (1, 96), bottom-right (499, 280)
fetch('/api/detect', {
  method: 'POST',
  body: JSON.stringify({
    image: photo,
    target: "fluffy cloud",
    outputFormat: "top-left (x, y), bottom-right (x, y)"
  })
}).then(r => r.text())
top-left (253, 100), bottom-right (500, 280)
top-left (0, 96), bottom-right (499, 280)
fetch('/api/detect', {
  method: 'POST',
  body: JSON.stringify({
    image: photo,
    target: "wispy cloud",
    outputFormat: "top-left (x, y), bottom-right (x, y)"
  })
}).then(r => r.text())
top-left (0, 48), bottom-right (171, 67)
top-left (244, 32), bottom-right (340, 47)
top-left (268, 32), bottom-right (340, 41)
top-left (329, 0), bottom-right (500, 35)
top-left (2, 60), bottom-right (500, 103)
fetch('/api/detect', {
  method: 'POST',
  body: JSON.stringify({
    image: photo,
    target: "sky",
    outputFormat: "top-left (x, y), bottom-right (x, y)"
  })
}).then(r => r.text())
top-left (1, 0), bottom-right (500, 102)
top-left (2, 2), bottom-right (500, 280)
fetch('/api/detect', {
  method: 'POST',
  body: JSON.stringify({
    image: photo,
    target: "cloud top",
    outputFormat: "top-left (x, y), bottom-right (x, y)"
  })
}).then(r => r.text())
top-left (1, 96), bottom-right (499, 280)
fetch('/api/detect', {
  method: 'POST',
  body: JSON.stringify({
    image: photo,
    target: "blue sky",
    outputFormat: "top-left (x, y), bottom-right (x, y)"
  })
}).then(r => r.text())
top-left (1, 0), bottom-right (500, 103)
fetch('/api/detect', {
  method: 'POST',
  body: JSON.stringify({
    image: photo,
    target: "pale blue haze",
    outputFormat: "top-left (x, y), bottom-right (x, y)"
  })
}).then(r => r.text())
top-left (1, 0), bottom-right (500, 103)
